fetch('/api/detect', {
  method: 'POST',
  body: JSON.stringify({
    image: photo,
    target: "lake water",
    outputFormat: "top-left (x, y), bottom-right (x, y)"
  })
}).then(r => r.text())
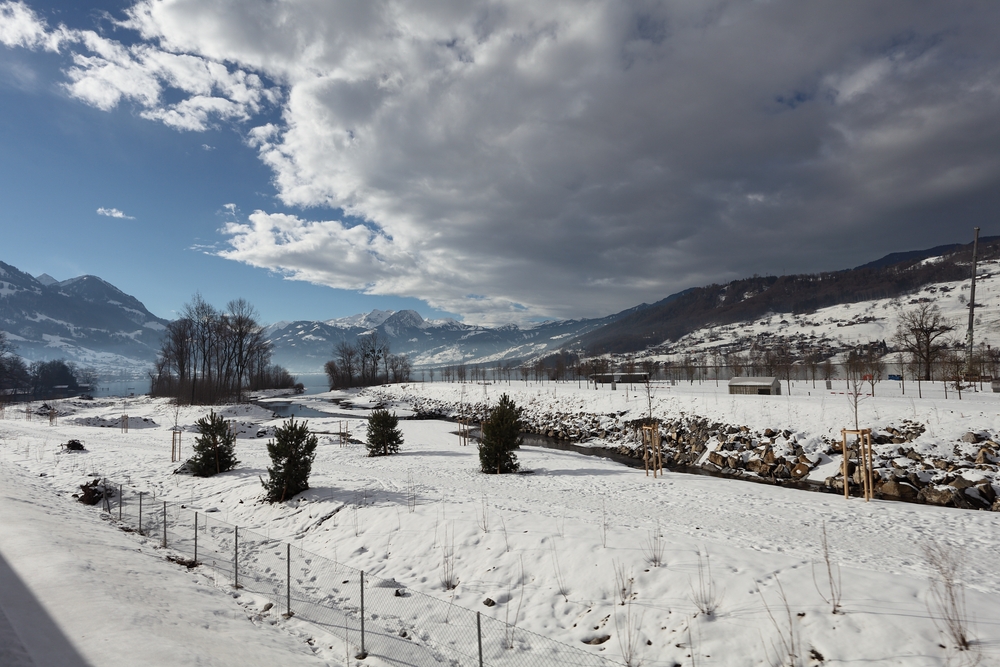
top-left (87, 372), bottom-right (329, 399)
top-left (90, 379), bottom-right (149, 398)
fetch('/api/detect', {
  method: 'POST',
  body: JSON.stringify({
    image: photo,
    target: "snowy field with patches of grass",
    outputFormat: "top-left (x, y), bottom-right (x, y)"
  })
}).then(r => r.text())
top-left (2, 382), bottom-right (1000, 666)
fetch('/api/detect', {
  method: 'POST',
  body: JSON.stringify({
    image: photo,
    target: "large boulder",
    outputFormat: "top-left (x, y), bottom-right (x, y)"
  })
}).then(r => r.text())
top-left (708, 451), bottom-right (728, 467)
top-left (962, 486), bottom-right (993, 510)
top-left (918, 485), bottom-right (961, 507)
top-left (949, 476), bottom-right (977, 491)
top-left (791, 462), bottom-right (812, 479)
top-left (974, 447), bottom-right (997, 465)
top-left (879, 479), bottom-right (919, 501)
top-left (977, 482), bottom-right (997, 504)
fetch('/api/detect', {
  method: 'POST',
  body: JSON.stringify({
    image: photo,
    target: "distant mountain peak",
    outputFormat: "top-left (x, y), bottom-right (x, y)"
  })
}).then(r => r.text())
top-left (0, 259), bottom-right (169, 371)
top-left (325, 309), bottom-right (395, 329)
top-left (385, 309), bottom-right (426, 328)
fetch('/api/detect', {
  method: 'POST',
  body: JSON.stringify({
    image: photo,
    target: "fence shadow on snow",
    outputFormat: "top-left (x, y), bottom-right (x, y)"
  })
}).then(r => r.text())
top-left (98, 480), bottom-right (618, 667)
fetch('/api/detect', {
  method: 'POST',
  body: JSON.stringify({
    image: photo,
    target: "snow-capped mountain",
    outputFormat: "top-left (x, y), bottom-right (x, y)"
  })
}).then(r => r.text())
top-left (265, 307), bottom-right (639, 373)
top-left (0, 261), bottom-right (169, 371)
top-left (324, 309), bottom-right (395, 329)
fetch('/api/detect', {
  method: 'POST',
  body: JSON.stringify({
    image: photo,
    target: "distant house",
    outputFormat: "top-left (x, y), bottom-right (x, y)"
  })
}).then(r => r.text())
top-left (589, 373), bottom-right (649, 385)
top-left (728, 377), bottom-right (781, 396)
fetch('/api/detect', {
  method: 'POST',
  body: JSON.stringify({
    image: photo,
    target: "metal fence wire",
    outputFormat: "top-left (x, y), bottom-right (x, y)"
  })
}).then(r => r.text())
top-left (99, 479), bottom-right (618, 667)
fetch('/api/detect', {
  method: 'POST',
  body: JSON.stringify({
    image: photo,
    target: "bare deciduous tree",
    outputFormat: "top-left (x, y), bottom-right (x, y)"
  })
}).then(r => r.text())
top-left (893, 304), bottom-right (954, 381)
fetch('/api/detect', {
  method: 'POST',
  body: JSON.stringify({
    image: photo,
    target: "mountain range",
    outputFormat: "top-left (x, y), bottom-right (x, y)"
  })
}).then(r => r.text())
top-left (0, 236), bottom-right (991, 376)
top-left (0, 261), bottom-right (169, 373)
top-left (264, 305), bottom-right (644, 373)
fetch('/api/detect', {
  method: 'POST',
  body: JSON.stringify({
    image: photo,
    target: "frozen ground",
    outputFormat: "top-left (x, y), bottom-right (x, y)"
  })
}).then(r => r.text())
top-left (1, 384), bottom-right (999, 666)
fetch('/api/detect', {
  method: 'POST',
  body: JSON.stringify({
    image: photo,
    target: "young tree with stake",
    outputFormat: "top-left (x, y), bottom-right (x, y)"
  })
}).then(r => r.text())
top-left (479, 394), bottom-right (522, 474)
top-left (366, 409), bottom-right (403, 456)
top-left (262, 419), bottom-right (318, 502)
top-left (189, 411), bottom-right (238, 477)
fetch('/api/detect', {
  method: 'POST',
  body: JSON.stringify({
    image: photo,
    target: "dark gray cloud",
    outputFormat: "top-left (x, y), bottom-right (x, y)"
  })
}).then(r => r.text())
top-left (7, 0), bottom-right (1000, 323)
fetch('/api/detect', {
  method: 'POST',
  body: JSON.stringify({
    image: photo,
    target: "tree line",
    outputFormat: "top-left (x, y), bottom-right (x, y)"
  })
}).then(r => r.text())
top-left (323, 331), bottom-right (412, 388)
top-left (415, 304), bottom-right (985, 392)
top-left (0, 336), bottom-right (99, 399)
top-left (150, 294), bottom-right (297, 404)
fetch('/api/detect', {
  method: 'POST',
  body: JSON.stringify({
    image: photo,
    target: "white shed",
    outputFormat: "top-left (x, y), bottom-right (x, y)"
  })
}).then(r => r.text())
top-left (728, 377), bottom-right (781, 396)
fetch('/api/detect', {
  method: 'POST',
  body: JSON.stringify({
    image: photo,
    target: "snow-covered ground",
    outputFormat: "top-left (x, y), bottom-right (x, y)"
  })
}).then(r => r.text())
top-left (2, 384), bottom-right (1000, 666)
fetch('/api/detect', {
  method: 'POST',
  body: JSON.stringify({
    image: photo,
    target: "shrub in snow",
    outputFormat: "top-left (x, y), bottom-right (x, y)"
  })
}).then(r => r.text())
top-left (189, 410), bottom-right (239, 477)
top-left (77, 479), bottom-right (111, 505)
top-left (366, 409), bottom-right (403, 456)
top-left (262, 419), bottom-right (318, 503)
top-left (479, 393), bottom-right (522, 474)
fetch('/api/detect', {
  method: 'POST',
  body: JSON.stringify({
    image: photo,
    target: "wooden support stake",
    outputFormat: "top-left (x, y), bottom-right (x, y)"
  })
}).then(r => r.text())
top-left (841, 428), bottom-right (874, 501)
top-left (286, 542), bottom-right (292, 617)
top-left (171, 431), bottom-right (182, 462)
top-left (641, 422), bottom-right (663, 478)
top-left (234, 526), bottom-right (240, 588)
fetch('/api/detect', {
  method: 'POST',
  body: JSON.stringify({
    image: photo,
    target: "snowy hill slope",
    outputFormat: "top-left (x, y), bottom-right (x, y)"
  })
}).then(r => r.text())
top-left (641, 257), bottom-right (1000, 369)
top-left (575, 237), bottom-right (997, 356)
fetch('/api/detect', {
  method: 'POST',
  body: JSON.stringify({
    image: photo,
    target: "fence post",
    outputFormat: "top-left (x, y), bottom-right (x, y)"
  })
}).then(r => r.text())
top-left (286, 543), bottom-right (291, 617)
top-left (162, 501), bottom-right (167, 548)
top-left (118, 485), bottom-right (122, 522)
top-left (360, 570), bottom-right (366, 657)
top-left (234, 526), bottom-right (240, 588)
top-left (138, 492), bottom-right (143, 534)
top-left (478, 611), bottom-right (483, 667)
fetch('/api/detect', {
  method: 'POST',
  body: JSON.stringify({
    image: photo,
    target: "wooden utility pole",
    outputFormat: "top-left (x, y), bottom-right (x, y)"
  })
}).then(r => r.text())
top-left (966, 227), bottom-right (981, 375)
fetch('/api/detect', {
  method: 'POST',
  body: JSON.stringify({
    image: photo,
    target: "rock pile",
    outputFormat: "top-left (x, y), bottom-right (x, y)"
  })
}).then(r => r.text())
top-left (364, 387), bottom-right (1000, 512)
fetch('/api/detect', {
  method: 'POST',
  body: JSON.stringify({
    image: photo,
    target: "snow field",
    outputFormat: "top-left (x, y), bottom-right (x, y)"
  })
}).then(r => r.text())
top-left (1, 386), bottom-right (1000, 666)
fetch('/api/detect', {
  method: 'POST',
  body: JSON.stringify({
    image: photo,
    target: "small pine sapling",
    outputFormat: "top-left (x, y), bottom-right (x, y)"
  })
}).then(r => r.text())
top-left (366, 409), bottom-right (403, 456)
top-left (479, 393), bottom-right (522, 474)
top-left (189, 410), bottom-right (238, 477)
top-left (262, 419), bottom-right (318, 503)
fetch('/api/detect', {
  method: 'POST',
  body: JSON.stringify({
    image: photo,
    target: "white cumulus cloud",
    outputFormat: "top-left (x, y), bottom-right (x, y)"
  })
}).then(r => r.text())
top-left (97, 207), bottom-right (135, 220)
top-left (7, 1), bottom-right (1000, 324)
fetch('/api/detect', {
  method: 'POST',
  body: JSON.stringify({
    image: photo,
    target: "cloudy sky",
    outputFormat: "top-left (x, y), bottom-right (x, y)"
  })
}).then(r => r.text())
top-left (1, 1), bottom-right (997, 326)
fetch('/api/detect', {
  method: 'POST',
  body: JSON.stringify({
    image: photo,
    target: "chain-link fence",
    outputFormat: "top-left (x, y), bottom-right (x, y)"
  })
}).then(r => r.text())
top-left (96, 479), bottom-right (618, 667)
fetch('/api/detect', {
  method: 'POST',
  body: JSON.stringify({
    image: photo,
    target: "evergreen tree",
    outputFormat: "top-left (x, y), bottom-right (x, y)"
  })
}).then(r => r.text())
top-left (479, 393), bottom-right (522, 474)
top-left (366, 409), bottom-right (403, 456)
top-left (262, 419), bottom-right (318, 502)
top-left (189, 410), bottom-right (238, 477)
